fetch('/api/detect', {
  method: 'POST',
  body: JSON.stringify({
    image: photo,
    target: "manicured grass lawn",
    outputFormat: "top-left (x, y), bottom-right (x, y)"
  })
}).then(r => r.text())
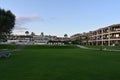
top-left (0, 44), bottom-right (17, 50)
top-left (25, 45), bottom-right (78, 49)
top-left (0, 45), bottom-right (120, 80)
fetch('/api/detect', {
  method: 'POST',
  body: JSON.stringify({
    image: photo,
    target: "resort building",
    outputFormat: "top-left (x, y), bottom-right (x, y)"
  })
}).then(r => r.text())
top-left (87, 24), bottom-right (120, 46)
top-left (70, 24), bottom-right (120, 46)
top-left (70, 33), bottom-right (88, 44)
top-left (2, 24), bottom-right (120, 46)
top-left (7, 35), bottom-right (33, 44)
top-left (70, 34), bottom-right (82, 41)
top-left (32, 35), bottom-right (51, 44)
top-left (6, 34), bottom-right (69, 45)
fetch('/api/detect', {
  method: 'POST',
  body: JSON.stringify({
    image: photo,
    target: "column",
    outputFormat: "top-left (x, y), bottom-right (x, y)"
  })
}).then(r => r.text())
top-left (108, 27), bottom-right (110, 46)
top-left (101, 29), bottom-right (103, 46)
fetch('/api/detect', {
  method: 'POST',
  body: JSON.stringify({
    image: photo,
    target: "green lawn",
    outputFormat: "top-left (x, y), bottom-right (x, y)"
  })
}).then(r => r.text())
top-left (0, 44), bottom-right (17, 50)
top-left (0, 45), bottom-right (120, 80)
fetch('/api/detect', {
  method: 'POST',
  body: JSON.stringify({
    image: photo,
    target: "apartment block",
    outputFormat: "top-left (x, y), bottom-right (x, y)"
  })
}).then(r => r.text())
top-left (88, 24), bottom-right (120, 46)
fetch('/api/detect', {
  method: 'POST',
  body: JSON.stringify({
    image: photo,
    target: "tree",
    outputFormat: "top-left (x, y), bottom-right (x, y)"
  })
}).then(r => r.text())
top-left (31, 32), bottom-right (35, 36)
top-left (25, 31), bottom-right (29, 35)
top-left (64, 34), bottom-right (68, 38)
top-left (0, 8), bottom-right (15, 41)
top-left (30, 32), bottom-right (35, 41)
top-left (41, 32), bottom-right (44, 37)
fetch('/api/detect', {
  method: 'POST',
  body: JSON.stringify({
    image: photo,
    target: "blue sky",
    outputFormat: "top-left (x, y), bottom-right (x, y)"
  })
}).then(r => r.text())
top-left (1, 0), bottom-right (120, 37)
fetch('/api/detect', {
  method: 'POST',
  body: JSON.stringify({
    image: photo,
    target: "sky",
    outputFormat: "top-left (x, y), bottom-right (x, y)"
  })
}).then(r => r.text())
top-left (1, 0), bottom-right (120, 37)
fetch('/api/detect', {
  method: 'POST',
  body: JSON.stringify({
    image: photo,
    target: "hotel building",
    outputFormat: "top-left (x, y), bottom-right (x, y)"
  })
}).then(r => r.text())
top-left (6, 34), bottom-right (69, 45)
top-left (87, 24), bottom-right (120, 46)
top-left (70, 24), bottom-right (120, 46)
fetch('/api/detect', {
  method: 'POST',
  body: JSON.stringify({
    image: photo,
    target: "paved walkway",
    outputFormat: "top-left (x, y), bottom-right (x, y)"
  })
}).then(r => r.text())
top-left (10, 45), bottom-right (27, 52)
top-left (76, 45), bottom-right (120, 52)
top-left (76, 45), bottom-right (89, 49)
top-left (0, 45), bottom-right (27, 58)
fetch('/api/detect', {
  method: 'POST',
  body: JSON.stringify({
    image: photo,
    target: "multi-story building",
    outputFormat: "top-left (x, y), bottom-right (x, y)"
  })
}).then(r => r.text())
top-left (7, 35), bottom-right (33, 44)
top-left (4, 24), bottom-right (120, 46)
top-left (33, 35), bottom-right (51, 44)
top-left (7, 34), bottom-right (69, 45)
top-left (70, 33), bottom-right (82, 41)
top-left (7, 34), bottom-right (55, 44)
top-left (70, 33), bottom-right (87, 44)
top-left (88, 24), bottom-right (120, 46)
top-left (70, 24), bottom-right (120, 46)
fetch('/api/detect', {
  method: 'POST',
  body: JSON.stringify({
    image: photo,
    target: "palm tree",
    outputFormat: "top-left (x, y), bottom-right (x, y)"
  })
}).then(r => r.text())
top-left (30, 32), bottom-right (35, 41)
top-left (41, 32), bottom-right (44, 37)
top-left (25, 31), bottom-right (29, 35)
top-left (64, 34), bottom-right (68, 38)
top-left (31, 32), bottom-right (35, 36)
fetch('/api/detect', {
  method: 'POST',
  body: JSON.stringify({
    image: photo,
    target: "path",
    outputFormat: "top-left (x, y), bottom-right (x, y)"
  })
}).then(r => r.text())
top-left (0, 45), bottom-right (27, 58)
top-left (12, 45), bottom-right (27, 52)
top-left (76, 45), bottom-right (120, 52)
top-left (76, 45), bottom-right (89, 49)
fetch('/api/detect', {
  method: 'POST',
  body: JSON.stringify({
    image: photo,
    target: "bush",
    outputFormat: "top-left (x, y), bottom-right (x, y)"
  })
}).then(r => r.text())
top-left (25, 45), bottom-right (78, 49)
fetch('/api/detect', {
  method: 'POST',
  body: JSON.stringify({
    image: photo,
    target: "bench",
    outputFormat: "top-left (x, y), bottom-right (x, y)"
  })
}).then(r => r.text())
top-left (0, 51), bottom-right (11, 58)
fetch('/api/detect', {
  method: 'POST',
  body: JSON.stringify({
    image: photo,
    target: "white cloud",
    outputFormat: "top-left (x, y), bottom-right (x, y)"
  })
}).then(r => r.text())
top-left (50, 16), bottom-right (72, 20)
top-left (15, 15), bottom-right (44, 27)
top-left (13, 15), bottom-right (44, 34)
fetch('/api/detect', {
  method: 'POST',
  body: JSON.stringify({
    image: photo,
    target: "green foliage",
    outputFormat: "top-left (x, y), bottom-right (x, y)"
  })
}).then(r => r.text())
top-left (64, 34), bottom-right (68, 38)
top-left (0, 48), bottom-right (120, 80)
top-left (31, 32), bottom-right (35, 36)
top-left (25, 31), bottom-right (29, 35)
top-left (25, 45), bottom-right (78, 49)
top-left (0, 44), bottom-right (16, 50)
top-left (0, 8), bottom-right (15, 41)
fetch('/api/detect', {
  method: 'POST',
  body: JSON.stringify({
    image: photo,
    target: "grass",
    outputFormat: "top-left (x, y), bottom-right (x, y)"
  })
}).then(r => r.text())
top-left (25, 45), bottom-right (79, 49)
top-left (0, 45), bottom-right (120, 80)
top-left (0, 44), bottom-right (17, 53)
top-left (0, 44), bottom-right (17, 50)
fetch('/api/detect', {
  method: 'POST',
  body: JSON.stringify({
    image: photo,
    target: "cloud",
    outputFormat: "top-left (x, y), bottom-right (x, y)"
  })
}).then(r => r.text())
top-left (12, 29), bottom-right (25, 35)
top-left (13, 15), bottom-right (44, 34)
top-left (12, 27), bottom-right (28, 35)
top-left (50, 16), bottom-right (72, 20)
top-left (14, 27), bottom-right (28, 30)
top-left (15, 15), bottom-right (44, 27)
top-left (16, 15), bottom-right (44, 22)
